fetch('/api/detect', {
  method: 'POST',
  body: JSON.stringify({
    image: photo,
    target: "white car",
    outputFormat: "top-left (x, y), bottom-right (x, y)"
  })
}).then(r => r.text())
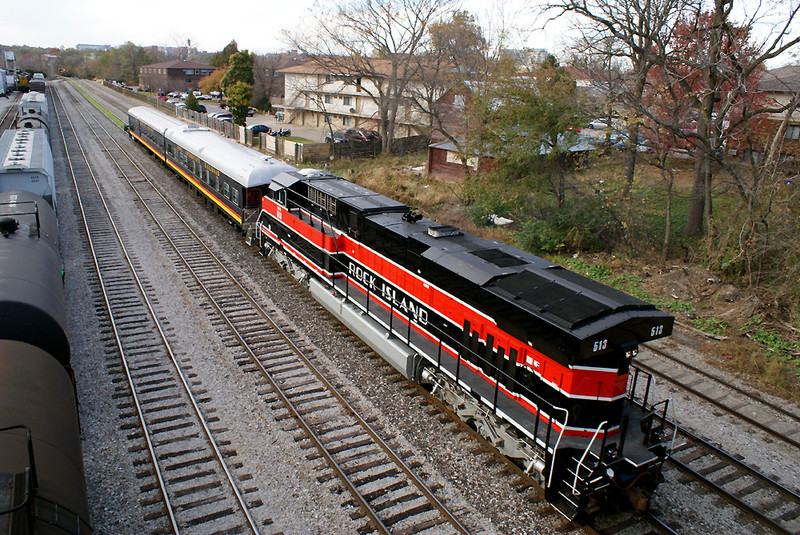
top-left (588, 118), bottom-right (610, 129)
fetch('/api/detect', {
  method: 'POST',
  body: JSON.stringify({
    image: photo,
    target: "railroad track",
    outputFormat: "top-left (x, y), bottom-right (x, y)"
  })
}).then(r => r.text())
top-left (57, 82), bottom-right (477, 535)
top-left (627, 348), bottom-right (800, 535)
top-left (0, 91), bottom-right (20, 130)
top-left (666, 424), bottom-right (800, 534)
top-left (638, 341), bottom-right (800, 450)
top-left (52, 83), bottom-right (266, 534)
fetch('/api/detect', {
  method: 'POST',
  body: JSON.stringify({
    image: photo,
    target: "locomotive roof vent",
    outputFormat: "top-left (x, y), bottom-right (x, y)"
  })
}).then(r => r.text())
top-left (402, 210), bottom-right (422, 223)
top-left (427, 224), bottom-right (462, 238)
top-left (298, 168), bottom-right (337, 178)
top-left (0, 217), bottom-right (19, 237)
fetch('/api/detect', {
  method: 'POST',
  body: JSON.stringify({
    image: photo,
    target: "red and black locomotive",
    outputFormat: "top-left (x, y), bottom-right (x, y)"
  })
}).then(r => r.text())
top-left (253, 169), bottom-right (675, 520)
top-left (128, 106), bottom-right (676, 521)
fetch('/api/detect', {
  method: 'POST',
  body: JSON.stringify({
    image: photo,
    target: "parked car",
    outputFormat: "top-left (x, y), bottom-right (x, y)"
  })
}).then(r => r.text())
top-left (325, 131), bottom-right (350, 143)
top-left (344, 128), bottom-right (369, 141)
top-left (210, 91), bottom-right (221, 98)
top-left (209, 112), bottom-right (233, 120)
top-left (196, 94), bottom-right (212, 100)
top-left (358, 127), bottom-right (381, 141)
top-left (218, 117), bottom-right (232, 123)
top-left (166, 98), bottom-right (181, 105)
top-left (248, 124), bottom-right (271, 134)
top-left (588, 118), bottom-right (610, 129)
top-left (196, 104), bottom-right (207, 113)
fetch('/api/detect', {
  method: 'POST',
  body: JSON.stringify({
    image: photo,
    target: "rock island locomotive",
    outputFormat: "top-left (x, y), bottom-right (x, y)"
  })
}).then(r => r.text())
top-left (128, 105), bottom-right (675, 522)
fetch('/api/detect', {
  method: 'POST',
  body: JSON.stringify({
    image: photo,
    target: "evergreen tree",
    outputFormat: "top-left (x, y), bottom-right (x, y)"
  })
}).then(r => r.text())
top-left (184, 91), bottom-right (199, 111)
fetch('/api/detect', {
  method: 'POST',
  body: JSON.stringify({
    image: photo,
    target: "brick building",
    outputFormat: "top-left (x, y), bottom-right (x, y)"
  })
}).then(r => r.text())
top-left (138, 60), bottom-right (216, 94)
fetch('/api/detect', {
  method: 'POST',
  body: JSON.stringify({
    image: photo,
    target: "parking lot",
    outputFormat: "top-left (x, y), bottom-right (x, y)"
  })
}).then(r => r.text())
top-left (198, 101), bottom-right (327, 142)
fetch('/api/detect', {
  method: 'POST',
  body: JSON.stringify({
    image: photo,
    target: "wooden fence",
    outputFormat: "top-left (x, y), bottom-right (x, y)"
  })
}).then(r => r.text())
top-left (105, 82), bottom-right (427, 163)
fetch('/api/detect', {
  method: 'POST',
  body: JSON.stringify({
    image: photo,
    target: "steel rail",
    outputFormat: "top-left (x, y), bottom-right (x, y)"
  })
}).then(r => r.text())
top-left (0, 92), bottom-right (20, 129)
top-left (642, 341), bottom-right (800, 426)
top-left (666, 455), bottom-right (794, 535)
top-left (55, 84), bottom-right (262, 535)
top-left (633, 357), bottom-right (800, 451)
top-left (51, 85), bottom-right (181, 535)
top-left (644, 511), bottom-right (681, 535)
top-left (76, 90), bottom-right (472, 535)
top-left (64, 84), bottom-right (263, 534)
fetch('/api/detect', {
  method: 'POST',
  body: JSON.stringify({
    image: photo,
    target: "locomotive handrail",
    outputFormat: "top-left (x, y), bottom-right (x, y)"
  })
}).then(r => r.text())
top-left (546, 406), bottom-right (570, 489)
top-left (570, 420), bottom-right (608, 495)
top-left (647, 398), bottom-right (679, 453)
top-left (0, 425), bottom-right (36, 517)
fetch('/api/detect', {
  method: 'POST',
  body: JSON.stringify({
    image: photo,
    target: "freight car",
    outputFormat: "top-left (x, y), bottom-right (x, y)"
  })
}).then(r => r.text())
top-left (28, 73), bottom-right (45, 94)
top-left (128, 106), bottom-right (676, 521)
top-left (0, 190), bottom-right (91, 534)
top-left (0, 129), bottom-right (57, 210)
top-left (16, 73), bottom-right (29, 93)
top-left (16, 91), bottom-right (49, 132)
top-left (127, 106), bottom-right (295, 229)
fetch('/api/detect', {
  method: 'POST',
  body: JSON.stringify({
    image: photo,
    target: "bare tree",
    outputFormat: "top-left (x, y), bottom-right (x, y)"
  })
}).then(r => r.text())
top-left (654, 0), bottom-right (800, 238)
top-left (253, 52), bottom-right (306, 110)
top-left (547, 0), bottom-right (687, 196)
top-left (284, 0), bottom-right (457, 153)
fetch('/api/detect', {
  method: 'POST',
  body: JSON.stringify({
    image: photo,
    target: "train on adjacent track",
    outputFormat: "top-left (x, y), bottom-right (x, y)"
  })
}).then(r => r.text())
top-left (0, 190), bottom-right (91, 534)
top-left (16, 91), bottom-right (49, 132)
top-left (0, 128), bottom-right (57, 211)
top-left (127, 105), bottom-right (676, 522)
top-left (28, 73), bottom-right (46, 94)
top-left (0, 87), bottom-right (90, 533)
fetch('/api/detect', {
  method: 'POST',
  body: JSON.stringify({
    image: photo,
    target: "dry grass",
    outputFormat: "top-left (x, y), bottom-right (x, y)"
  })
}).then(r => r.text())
top-left (712, 338), bottom-right (800, 404)
top-left (330, 154), bottom-right (513, 241)
top-left (327, 151), bottom-right (800, 403)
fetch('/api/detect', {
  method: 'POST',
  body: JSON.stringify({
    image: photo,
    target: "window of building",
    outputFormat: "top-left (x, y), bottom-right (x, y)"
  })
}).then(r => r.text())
top-left (324, 94), bottom-right (332, 104)
top-left (342, 116), bottom-right (352, 126)
top-left (786, 125), bottom-right (800, 140)
top-left (325, 74), bottom-right (332, 83)
top-left (184, 69), bottom-right (194, 75)
top-left (342, 96), bottom-right (352, 106)
top-left (454, 95), bottom-right (466, 108)
top-left (446, 150), bottom-right (477, 169)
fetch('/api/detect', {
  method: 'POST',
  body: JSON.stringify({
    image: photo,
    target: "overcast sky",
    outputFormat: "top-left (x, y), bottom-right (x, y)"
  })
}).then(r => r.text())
top-left (0, 0), bottom-right (571, 56)
top-left (1, 0), bottom-right (796, 66)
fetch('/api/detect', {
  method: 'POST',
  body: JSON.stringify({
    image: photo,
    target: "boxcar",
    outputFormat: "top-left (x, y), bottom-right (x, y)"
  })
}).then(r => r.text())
top-left (0, 130), bottom-right (56, 210)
